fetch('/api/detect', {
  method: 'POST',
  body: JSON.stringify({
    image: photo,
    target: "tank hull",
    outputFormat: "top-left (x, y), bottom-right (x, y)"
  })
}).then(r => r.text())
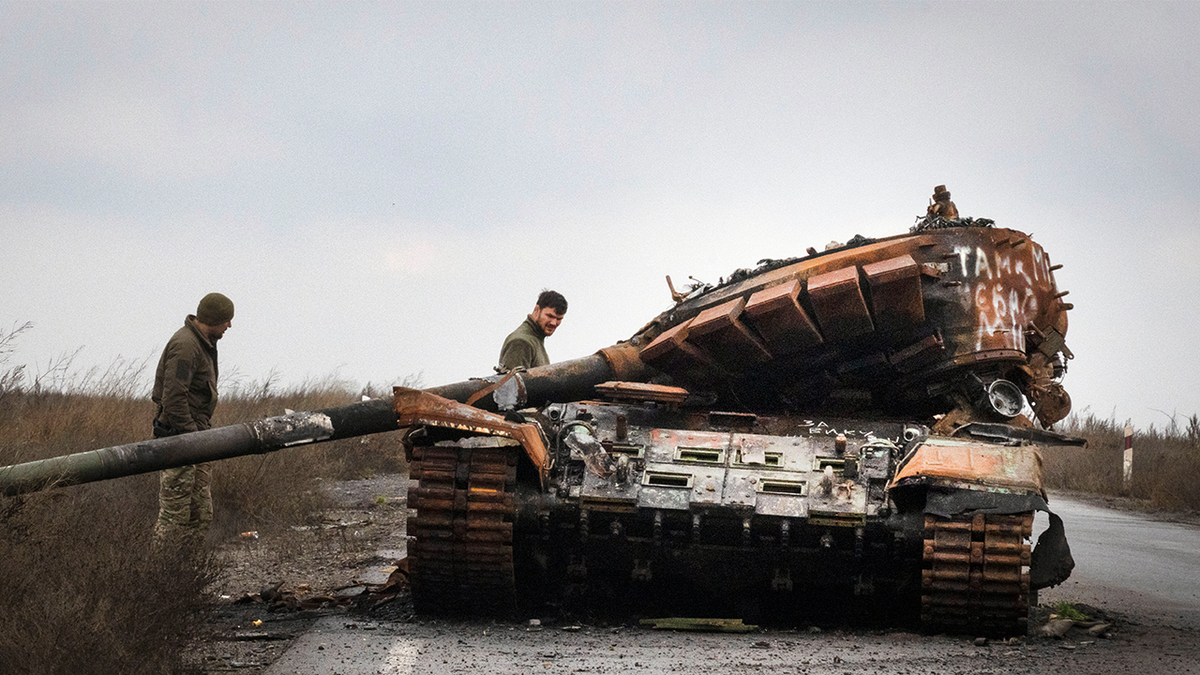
top-left (404, 390), bottom-right (1079, 634)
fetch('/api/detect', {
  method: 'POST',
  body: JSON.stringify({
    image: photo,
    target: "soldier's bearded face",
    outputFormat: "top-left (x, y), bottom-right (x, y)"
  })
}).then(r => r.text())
top-left (202, 320), bottom-right (231, 341)
top-left (532, 306), bottom-right (564, 336)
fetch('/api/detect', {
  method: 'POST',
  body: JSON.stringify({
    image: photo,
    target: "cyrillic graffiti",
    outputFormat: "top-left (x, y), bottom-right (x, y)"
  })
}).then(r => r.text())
top-left (801, 420), bottom-right (902, 445)
top-left (952, 243), bottom-right (1056, 352)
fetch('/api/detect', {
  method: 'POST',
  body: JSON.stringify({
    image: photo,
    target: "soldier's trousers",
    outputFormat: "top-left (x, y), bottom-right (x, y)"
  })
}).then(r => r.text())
top-left (154, 462), bottom-right (213, 545)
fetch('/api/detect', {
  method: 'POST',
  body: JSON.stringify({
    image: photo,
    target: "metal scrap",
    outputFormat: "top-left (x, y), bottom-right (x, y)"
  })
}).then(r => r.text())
top-left (639, 617), bottom-right (758, 633)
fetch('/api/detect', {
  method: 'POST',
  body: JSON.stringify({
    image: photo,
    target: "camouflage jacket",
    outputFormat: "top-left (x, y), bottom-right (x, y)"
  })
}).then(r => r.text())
top-left (152, 315), bottom-right (219, 433)
top-left (498, 316), bottom-right (549, 371)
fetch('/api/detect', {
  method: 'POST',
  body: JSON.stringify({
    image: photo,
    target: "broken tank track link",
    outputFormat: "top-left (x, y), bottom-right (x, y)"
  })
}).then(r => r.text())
top-left (407, 444), bottom-right (518, 616)
top-left (921, 512), bottom-right (1033, 635)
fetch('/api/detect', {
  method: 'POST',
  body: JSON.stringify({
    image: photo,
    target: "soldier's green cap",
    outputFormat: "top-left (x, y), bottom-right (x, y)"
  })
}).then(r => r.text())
top-left (196, 293), bottom-right (235, 325)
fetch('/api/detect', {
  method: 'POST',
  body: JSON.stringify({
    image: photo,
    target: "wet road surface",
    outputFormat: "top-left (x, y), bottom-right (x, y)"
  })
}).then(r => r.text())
top-left (1038, 495), bottom-right (1200, 630)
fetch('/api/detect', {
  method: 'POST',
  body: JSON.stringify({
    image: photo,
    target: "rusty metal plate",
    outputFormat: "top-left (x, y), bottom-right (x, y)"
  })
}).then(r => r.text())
top-left (648, 428), bottom-right (728, 464)
top-left (890, 437), bottom-right (1044, 493)
top-left (686, 297), bottom-right (772, 368)
top-left (721, 469), bottom-right (761, 511)
top-left (593, 381), bottom-right (689, 405)
top-left (580, 465), bottom-right (639, 512)
top-left (933, 229), bottom-right (1066, 364)
top-left (638, 318), bottom-right (715, 373)
top-left (731, 434), bottom-right (823, 516)
top-left (638, 463), bottom-right (696, 511)
top-left (743, 279), bottom-right (823, 356)
top-left (755, 493), bottom-right (810, 518)
top-left (806, 266), bottom-right (874, 342)
top-left (731, 433), bottom-right (818, 472)
top-left (806, 479), bottom-right (869, 527)
top-left (393, 387), bottom-right (549, 484)
top-left (864, 254), bottom-right (924, 337)
top-left (690, 468), bottom-right (727, 507)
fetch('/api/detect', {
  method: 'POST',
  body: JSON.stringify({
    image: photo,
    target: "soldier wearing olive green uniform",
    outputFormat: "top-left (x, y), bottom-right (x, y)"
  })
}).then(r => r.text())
top-left (498, 290), bottom-right (567, 372)
top-left (152, 293), bottom-right (234, 545)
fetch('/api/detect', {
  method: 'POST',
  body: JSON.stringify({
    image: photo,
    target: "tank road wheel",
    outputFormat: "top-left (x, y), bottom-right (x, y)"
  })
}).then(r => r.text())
top-left (407, 443), bottom-right (518, 617)
top-left (921, 512), bottom-right (1033, 635)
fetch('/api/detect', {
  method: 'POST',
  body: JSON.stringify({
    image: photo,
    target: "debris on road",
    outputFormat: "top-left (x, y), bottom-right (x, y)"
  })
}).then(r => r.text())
top-left (639, 617), bottom-right (758, 633)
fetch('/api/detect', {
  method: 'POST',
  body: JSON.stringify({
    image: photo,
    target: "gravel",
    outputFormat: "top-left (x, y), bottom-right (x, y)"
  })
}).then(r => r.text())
top-left (186, 474), bottom-right (412, 674)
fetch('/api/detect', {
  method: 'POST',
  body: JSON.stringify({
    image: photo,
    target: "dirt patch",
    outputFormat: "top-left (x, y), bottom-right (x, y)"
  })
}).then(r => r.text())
top-left (186, 474), bottom-right (412, 673)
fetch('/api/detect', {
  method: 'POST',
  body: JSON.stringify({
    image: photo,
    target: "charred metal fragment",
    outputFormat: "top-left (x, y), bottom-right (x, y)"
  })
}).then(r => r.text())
top-left (1030, 512), bottom-right (1075, 590)
top-left (920, 485), bottom-right (1051, 520)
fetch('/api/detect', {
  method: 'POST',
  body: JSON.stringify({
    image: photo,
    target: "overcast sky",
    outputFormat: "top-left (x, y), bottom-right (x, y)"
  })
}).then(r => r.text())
top-left (2, 1), bottom-right (1197, 431)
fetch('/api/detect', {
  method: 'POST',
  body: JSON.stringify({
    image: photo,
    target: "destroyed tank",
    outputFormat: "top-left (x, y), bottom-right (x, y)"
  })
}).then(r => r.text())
top-left (0, 193), bottom-right (1080, 635)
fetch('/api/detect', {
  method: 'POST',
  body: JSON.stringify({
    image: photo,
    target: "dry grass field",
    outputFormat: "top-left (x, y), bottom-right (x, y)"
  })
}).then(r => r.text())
top-left (1044, 410), bottom-right (1200, 510)
top-left (1, 323), bottom-right (1197, 673)
top-left (0, 326), bottom-right (407, 674)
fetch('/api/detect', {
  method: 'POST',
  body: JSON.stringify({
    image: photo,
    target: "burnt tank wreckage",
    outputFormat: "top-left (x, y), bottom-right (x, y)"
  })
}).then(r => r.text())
top-left (0, 193), bottom-right (1080, 634)
top-left (407, 209), bottom-right (1080, 634)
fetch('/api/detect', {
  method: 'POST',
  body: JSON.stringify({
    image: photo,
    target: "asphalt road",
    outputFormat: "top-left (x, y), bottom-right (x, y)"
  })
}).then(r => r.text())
top-left (263, 495), bottom-right (1200, 674)
top-left (260, 619), bottom-right (1143, 675)
top-left (1037, 495), bottom-right (1200, 630)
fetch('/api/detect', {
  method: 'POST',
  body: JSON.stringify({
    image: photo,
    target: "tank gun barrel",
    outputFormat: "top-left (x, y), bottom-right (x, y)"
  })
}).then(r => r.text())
top-left (425, 345), bottom-right (648, 410)
top-left (0, 398), bottom-right (397, 497)
top-left (0, 344), bottom-right (648, 497)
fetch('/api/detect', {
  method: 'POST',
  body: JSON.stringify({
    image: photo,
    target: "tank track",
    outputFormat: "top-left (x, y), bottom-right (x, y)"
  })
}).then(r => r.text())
top-left (921, 512), bottom-right (1033, 634)
top-left (407, 444), bottom-right (518, 616)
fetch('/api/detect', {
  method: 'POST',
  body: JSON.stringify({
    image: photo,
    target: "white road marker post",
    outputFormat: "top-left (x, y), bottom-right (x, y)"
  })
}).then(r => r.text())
top-left (1123, 424), bottom-right (1134, 486)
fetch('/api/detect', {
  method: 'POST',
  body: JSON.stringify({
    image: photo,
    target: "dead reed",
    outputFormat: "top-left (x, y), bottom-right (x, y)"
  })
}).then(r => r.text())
top-left (1045, 411), bottom-right (1200, 511)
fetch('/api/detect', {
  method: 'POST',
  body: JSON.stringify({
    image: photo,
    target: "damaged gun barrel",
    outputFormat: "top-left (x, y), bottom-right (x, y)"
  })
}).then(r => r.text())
top-left (425, 345), bottom-right (647, 411)
top-left (0, 398), bottom-right (398, 497)
top-left (0, 346), bottom-right (644, 497)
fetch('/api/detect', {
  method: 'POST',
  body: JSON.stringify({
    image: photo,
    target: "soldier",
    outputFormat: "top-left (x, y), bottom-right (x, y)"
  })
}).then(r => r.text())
top-left (151, 292), bottom-right (234, 546)
top-left (498, 290), bottom-right (567, 371)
